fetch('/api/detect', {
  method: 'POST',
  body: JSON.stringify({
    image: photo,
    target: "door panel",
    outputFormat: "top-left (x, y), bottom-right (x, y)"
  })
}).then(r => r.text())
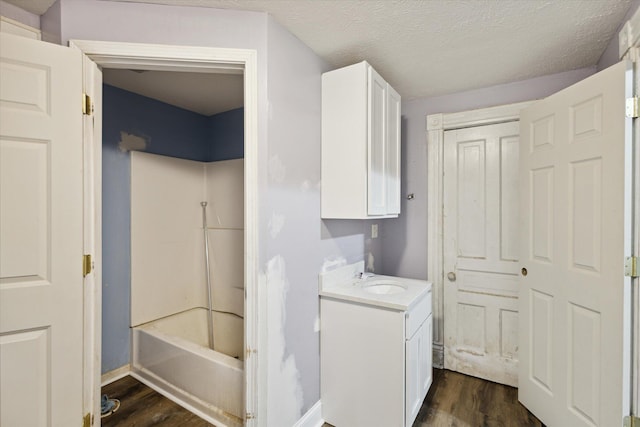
top-left (443, 121), bottom-right (521, 386)
top-left (0, 33), bottom-right (84, 426)
top-left (519, 60), bottom-right (631, 427)
top-left (367, 66), bottom-right (386, 215)
top-left (386, 84), bottom-right (401, 214)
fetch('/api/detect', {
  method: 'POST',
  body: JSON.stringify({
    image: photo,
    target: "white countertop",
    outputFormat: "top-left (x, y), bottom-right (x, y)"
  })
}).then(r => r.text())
top-left (319, 262), bottom-right (431, 311)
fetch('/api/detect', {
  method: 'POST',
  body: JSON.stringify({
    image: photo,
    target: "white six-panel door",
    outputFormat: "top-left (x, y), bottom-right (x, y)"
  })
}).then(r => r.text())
top-left (443, 121), bottom-right (521, 386)
top-left (519, 60), bottom-right (632, 427)
top-left (0, 33), bottom-right (85, 426)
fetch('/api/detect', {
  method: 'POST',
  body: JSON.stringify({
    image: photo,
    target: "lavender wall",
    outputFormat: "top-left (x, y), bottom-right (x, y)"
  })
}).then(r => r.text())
top-left (597, 0), bottom-right (640, 71)
top-left (43, 1), bottom-right (373, 423)
top-left (380, 66), bottom-right (597, 279)
top-left (264, 16), bottom-right (380, 422)
top-left (0, 0), bottom-right (40, 29)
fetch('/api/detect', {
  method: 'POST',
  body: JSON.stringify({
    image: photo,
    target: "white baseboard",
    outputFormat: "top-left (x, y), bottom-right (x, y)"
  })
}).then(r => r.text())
top-left (101, 364), bottom-right (131, 386)
top-left (294, 400), bottom-right (324, 427)
top-left (433, 343), bottom-right (444, 369)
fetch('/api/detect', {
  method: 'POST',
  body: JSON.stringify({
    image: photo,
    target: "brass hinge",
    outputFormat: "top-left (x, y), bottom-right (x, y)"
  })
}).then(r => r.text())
top-left (83, 413), bottom-right (91, 427)
top-left (626, 97), bottom-right (638, 118)
top-left (624, 415), bottom-right (640, 427)
top-left (624, 256), bottom-right (638, 277)
top-left (83, 254), bottom-right (93, 277)
top-left (82, 93), bottom-right (93, 115)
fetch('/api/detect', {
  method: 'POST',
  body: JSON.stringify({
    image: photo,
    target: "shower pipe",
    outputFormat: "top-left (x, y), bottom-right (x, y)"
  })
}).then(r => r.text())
top-left (201, 201), bottom-right (215, 350)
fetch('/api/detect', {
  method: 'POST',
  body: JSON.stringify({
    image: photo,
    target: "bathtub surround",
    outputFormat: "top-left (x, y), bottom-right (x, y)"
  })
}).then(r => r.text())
top-left (130, 151), bottom-right (245, 425)
top-left (102, 84), bottom-right (244, 373)
top-left (132, 308), bottom-right (243, 426)
top-left (130, 152), bottom-right (245, 357)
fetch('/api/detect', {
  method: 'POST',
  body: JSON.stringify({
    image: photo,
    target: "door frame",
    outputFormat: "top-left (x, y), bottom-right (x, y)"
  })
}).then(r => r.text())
top-left (620, 10), bottom-right (640, 418)
top-left (426, 101), bottom-right (534, 368)
top-left (68, 40), bottom-right (262, 426)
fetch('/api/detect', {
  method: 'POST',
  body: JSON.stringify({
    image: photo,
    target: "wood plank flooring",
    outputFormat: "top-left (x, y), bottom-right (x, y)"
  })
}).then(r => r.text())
top-left (101, 375), bottom-right (213, 427)
top-left (411, 369), bottom-right (544, 427)
top-left (102, 369), bottom-right (543, 426)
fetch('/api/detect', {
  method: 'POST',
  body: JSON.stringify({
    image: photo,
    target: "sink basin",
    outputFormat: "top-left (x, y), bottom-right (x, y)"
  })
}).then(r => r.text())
top-left (362, 280), bottom-right (407, 295)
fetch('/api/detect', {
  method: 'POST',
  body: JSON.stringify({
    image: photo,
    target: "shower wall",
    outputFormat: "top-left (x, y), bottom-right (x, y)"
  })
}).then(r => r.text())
top-left (102, 83), bottom-right (244, 373)
top-left (130, 151), bottom-right (245, 357)
top-left (130, 152), bottom-right (207, 326)
top-left (205, 159), bottom-right (245, 357)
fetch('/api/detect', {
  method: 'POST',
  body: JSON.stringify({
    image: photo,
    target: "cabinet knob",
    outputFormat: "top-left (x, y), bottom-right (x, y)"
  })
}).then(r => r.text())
top-left (447, 272), bottom-right (456, 282)
top-left (521, 267), bottom-right (528, 276)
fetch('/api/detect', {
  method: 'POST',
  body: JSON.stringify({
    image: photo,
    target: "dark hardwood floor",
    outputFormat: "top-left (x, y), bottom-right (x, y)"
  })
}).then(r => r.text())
top-left (102, 369), bottom-right (543, 426)
top-left (101, 376), bottom-right (213, 426)
top-left (411, 369), bottom-right (544, 427)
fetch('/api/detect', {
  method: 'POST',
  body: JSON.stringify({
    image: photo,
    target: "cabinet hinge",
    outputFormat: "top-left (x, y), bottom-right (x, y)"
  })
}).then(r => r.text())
top-left (82, 93), bottom-right (93, 115)
top-left (245, 412), bottom-right (255, 420)
top-left (626, 97), bottom-right (639, 118)
top-left (83, 413), bottom-right (91, 427)
top-left (624, 415), bottom-right (640, 427)
top-left (83, 254), bottom-right (93, 277)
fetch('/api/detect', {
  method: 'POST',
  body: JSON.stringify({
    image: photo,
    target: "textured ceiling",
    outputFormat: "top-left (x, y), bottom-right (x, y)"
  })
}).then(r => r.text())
top-left (108, 0), bottom-right (633, 100)
top-left (4, 0), bottom-right (634, 101)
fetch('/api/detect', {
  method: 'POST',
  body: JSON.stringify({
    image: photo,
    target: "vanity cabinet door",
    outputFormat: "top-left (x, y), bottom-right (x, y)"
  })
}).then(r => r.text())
top-left (405, 316), bottom-right (432, 427)
top-left (421, 315), bottom-right (433, 397)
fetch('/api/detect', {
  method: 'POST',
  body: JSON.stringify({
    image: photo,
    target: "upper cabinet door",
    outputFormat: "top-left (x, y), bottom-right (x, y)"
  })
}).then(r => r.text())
top-left (367, 66), bottom-right (387, 215)
top-left (386, 84), bottom-right (401, 215)
top-left (321, 61), bottom-right (401, 219)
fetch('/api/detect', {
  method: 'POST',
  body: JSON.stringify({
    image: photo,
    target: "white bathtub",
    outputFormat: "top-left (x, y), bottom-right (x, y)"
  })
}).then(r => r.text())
top-left (131, 308), bottom-right (244, 427)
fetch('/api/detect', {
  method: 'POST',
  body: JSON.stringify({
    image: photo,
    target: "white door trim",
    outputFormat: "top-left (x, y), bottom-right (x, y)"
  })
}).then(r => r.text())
top-left (68, 39), bottom-right (262, 426)
top-left (621, 4), bottom-right (640, 412)
top-left (623, 46), bottom-right (640, 420)
top-left (426, 101), bottom-right (534, 368)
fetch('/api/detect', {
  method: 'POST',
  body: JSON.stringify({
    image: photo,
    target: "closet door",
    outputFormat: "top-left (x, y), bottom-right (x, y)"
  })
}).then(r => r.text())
top-left (443, 121), bottom-right (521, 386)
top-left (519, 59), bottom-right (631, 427)
top-left (0, 33), bottom-right (84, 427)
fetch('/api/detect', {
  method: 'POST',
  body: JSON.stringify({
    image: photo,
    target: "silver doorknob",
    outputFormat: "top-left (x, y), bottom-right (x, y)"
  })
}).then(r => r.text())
top-left (447, 272), bottom-right (456, 281)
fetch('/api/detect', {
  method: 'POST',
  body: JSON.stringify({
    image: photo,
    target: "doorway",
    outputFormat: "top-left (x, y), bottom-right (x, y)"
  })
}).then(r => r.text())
top-left (70, 39), bottom-right (261, 426)
top-left (442, 120), bottom-right (521, 387)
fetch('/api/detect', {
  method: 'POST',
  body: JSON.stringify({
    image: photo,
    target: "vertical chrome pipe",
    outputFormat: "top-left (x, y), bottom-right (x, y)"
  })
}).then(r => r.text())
top-left (201, 201), bottom-right (215, 350)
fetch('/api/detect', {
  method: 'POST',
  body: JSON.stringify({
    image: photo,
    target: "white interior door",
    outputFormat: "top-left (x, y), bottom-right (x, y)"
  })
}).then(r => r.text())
top-left (0, 33), bottom-right (85, 426)
top-left (443, 121), bottom-right (521, 386)
top-left (519, 60), bottom-right (632, 427)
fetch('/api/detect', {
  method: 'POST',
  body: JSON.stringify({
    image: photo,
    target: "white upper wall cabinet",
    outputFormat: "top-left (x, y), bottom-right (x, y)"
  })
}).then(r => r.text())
top-left (321, 61), bottom-right (401, 219)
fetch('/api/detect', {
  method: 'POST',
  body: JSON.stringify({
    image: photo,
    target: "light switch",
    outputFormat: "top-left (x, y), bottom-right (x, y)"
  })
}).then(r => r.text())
top-left (371, 223), bottom-right (378, 239)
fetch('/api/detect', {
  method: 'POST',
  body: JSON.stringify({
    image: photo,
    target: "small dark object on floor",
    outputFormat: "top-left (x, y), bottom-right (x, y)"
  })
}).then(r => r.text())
top-left (101, 394), bottom-right (120, 418)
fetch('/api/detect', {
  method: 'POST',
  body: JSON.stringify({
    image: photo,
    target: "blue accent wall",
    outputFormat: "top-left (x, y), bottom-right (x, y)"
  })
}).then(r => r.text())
top-left (101, 84), bottom-right (243, 373)
top-left (209, 108), bottom-right (244, 160)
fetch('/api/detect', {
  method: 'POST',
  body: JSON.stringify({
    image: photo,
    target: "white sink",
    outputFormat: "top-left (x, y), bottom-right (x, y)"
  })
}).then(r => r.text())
top-left (362, 280), bottom-right (407, 295)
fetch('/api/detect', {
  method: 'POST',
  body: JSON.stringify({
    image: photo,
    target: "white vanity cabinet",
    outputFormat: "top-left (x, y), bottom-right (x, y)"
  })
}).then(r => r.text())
top-left (321, 61), bottom-right (401, 219)
top-left (320, 281), bottom-right (432, 427)
top-left (405, 295), bottom-right (433, 425)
